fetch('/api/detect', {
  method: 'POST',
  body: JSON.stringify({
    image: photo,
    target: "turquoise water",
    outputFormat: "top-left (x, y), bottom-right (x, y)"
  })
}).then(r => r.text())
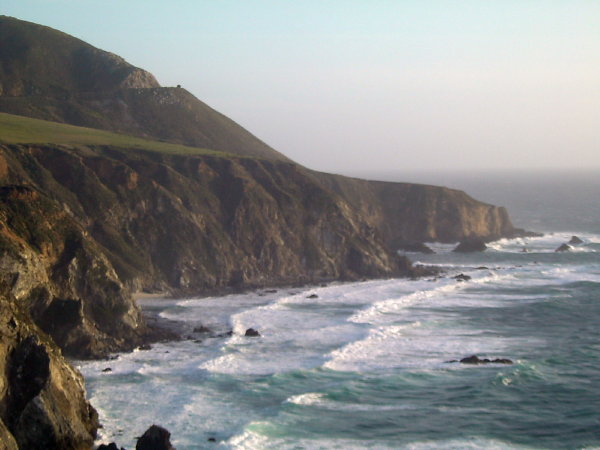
top-left (79, 173), bottom-right (600, 449)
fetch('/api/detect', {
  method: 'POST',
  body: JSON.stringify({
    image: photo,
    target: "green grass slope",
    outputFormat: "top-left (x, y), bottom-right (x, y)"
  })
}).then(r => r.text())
top-left (0, 112), bottom-right (225, 156)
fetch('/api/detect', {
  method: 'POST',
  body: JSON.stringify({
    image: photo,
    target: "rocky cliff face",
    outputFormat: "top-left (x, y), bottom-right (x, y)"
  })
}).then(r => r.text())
top-left (0, 145), bottom-right (409, 298)
top-left (0, 294), bottom-right (98, 449)
top-left (314, 173), bottom-right (518, 245)
top-left (0, 182), bottom-right (146, 359)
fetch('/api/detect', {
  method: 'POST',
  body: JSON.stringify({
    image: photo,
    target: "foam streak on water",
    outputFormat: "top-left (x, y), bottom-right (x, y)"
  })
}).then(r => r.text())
top-left (78, 229), bottom-right (600, 449)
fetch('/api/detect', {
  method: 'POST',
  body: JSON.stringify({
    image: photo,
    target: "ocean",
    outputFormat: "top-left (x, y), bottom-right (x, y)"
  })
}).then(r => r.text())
top-left (78, 171), bottom-right (600, 449)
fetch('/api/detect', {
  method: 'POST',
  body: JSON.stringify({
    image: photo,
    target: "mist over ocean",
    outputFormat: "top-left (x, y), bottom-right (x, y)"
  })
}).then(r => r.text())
top-left (79, 171), bottom-right (600, 449)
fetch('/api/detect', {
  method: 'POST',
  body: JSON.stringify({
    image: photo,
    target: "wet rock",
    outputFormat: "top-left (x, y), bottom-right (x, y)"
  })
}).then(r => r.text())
top-left (453, 238), bottom-right (487, 253)
top-left (138, 344), bottom-right (152, 351)
top-left (555, 243), bottom-right (572, 252)
top-left (453, 273), bottom-right (472, 282)
top-left (568, 236), bottom-right (583, 245)
top-left (458, 355), bottom-right (513, 365)
top-left (136, 424), bottom-right (175, 450)
top-left (208, 437), bottom-right (217, 442)
top-left (264, 289), bottom-right (278, 293)
top-left (397, 241), bottom-right (435, 254)
top-left (98, 443), bottom-right (125, 450)
top-left (244, 328), bottom-right (261, 337)
top-left (307, 294), bottom-right (319, 299)
top-left (102, 367), bottom-right (112, 373)
top-left (193, 326), bottom-right (211, 334)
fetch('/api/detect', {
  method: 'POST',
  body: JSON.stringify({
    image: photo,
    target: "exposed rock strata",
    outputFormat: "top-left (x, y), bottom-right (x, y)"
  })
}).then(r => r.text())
top-left (0, 183), bottom-right (146, 358)
top-left (0, 294), bottom-right (98, 449)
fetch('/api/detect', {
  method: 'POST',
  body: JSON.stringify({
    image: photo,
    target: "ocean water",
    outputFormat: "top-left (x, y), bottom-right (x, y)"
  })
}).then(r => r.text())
top-left (78, 172), bottom-right (600, 449)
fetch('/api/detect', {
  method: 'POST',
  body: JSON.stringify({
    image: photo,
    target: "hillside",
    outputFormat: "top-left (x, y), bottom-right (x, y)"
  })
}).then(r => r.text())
top-left (0, 15), bottom-right (291, 162)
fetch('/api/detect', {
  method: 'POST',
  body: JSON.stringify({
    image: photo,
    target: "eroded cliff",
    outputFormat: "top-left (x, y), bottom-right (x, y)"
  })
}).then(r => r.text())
top-left (0, 294), bottom-right (98, 449)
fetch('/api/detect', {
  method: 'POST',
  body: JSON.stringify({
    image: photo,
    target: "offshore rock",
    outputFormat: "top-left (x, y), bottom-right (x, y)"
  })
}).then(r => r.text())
top-left (453, 274), bottom-right (472, 282)
top-left (0, 294), bottom-right (98, 448)
top-left (136, 424), bottom-right (175, 450)
top-left (555, 243), bottom-right (572, 252)
top-left (568, 236), bottom-right (583, 245)
top-left (453, 238), bottom-right (487, 253)
top-left (244, 328), bottom-right (261, 337)
top-left (457, 355), bottom-right (513, 365)
top-left (397, 241), bottom-right (435, 254)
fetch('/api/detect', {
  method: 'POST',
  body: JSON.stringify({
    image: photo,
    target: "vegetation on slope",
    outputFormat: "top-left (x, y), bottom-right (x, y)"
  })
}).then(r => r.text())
top-left (0, 112), bottom-right (225, 156)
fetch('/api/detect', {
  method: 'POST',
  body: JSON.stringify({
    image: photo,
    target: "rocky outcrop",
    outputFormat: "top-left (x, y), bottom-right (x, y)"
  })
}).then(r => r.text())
top-left (397, 242), bottom-right (435, 254)
top-left (453, 238), bottom-right (487, 253)
top-left (555, 243), bottom-right (572, 252)
top-left (136, 425), bottom-right (175, 450)
top-left (0, 294), bottom-right (98, 448)
top-left (569, 236), bottom-right (583, 245)
top-left (0, 183), bottom-right (146, 358)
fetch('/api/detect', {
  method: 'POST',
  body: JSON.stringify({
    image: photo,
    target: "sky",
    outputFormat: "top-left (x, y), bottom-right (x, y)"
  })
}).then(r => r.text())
top-left (3, 1), bottom-right (600, 176)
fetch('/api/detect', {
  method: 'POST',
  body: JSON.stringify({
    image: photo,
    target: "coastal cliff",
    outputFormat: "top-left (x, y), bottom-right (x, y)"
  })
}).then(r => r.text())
top-left (0, 294), bottom-right (98, 449)
top-left (314, 173), bottom-right (518, 245)
top-left (0, 130), bottom-right (522, 361)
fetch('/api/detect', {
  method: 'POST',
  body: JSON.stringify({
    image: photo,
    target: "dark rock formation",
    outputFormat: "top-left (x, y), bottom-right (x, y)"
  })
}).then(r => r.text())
top-left (555, 243), bottom-right (572, 252)
top-left (307, 294), bottom-right (319, 299)
top-left (568, 236), bottom-right (583, 245)
top-left (136, 424), bottom-right (175, 450)
top-left (453, 238), bottom-right (487, 253)
top-left (453, 355), bottom-right (513, 365)
top-left (0, 294), bottom-right (98, 448)
top-left (98, 444), bottom-right (125, 450)
top-left (397, 241), bottom-right (435, 254)
top-left (193, 326), bottom-right (211, 334)
top-left (244, 328), bottom-right (261, 337)
top-left (453, 274), bottom-right (472, 282)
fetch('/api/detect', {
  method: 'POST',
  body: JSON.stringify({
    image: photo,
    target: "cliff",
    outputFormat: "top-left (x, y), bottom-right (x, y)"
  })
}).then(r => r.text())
top-left (0, 183), bottom-right (146, 358)
top-left (313, 173), bottom-right (517, 245)
top-left (0, 294), bottom-right (98, 449)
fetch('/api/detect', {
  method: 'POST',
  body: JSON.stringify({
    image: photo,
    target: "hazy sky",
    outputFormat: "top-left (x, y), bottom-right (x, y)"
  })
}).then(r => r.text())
top-left (3, 1), bottom-right (599, 175)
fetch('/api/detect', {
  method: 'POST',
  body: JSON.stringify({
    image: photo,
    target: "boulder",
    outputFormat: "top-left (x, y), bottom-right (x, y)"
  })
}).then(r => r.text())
top-left (453, 273), bottom-right (472, 282)
top-left (307, 294), bottom-right (319, 299)
top-left (136, 424), bottom-right (175, 450)
top-left (568, 236), bottom-right (583, 245)
top-left (244, 328), bottom-right (261, 337)
top-left (453, 238), bottom-right (487, 253)
top-left (397, 242), bottom-right (435, 254)
top-left (555, 243), bottom-right (572, 252)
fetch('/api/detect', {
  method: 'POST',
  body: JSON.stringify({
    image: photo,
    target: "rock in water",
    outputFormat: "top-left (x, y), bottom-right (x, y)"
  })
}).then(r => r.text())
top-left (453, 238), bottom-right (487, 253)
top-left (136, 425), bottom-right (175, 450)
top-left (397, 242), bottom-right (435, 254)
top-left (453, 273), bottom-right (472, 282)
top-left (244, 328), bottom-right (261, 337)
top-left (555, 243), bottom-right (572, 252)
top-left (458, 355), bottom-right (513, 365)
top-left (569, 236), bottom-right (583, 245)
